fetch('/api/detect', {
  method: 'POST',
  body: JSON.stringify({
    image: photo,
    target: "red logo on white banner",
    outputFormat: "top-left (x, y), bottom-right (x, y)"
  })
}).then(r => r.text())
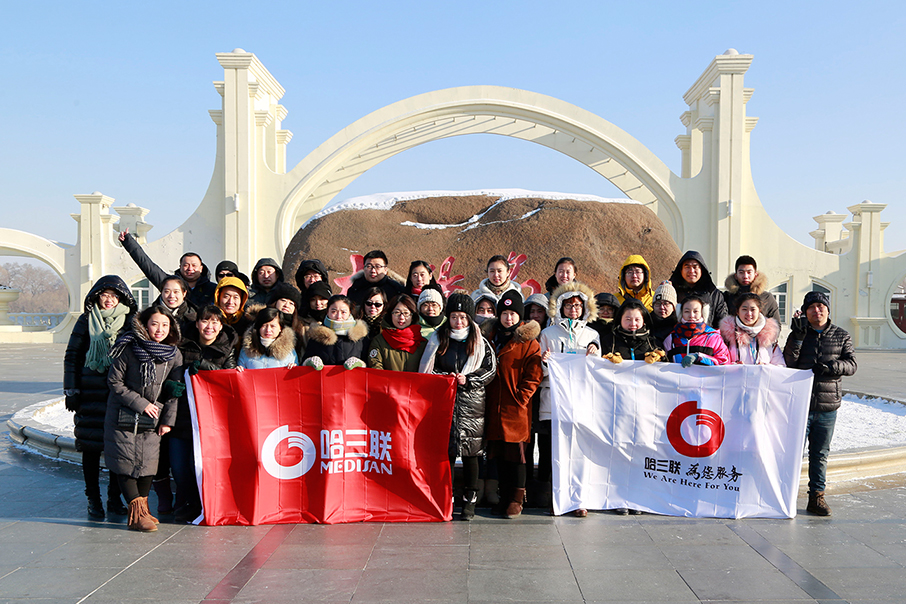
top-left (666, 400), bottom-right (725, 458)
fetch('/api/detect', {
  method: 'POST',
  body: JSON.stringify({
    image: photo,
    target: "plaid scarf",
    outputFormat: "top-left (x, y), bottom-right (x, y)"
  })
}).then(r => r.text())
top-left (110, 331), bottom-right (178, 390)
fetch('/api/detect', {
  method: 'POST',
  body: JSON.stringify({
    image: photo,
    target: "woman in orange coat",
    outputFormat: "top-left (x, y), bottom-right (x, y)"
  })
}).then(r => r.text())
top-left (482, 290), bottom-right (544, 519)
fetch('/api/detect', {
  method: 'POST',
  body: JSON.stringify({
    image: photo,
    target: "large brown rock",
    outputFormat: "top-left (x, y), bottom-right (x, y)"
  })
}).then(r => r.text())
top-left (283, 194), bottom-right (682, 295)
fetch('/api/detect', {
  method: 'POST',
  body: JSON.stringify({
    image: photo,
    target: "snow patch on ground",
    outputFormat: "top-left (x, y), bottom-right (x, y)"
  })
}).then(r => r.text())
top-left (28, 395), bottom-right (906, 453)
top-left (303, 188), bottom-right (638, 230)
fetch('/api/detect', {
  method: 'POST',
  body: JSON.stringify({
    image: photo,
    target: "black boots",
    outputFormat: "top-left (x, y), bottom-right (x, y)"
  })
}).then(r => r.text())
top-left (460, 489), bottom-right (478, 521)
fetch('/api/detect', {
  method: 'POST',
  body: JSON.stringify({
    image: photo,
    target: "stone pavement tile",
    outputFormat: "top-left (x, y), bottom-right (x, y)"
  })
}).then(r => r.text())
top-left (365, 544), bottom-right (469, 570)
top-left (164, 523), bottom-right (273, 547)
top-left (0, 565), bottom-right (120, 600)
top-left (573, 568), bottom-right (697, 601)
top-left (283, 522), bottom-right (383, 546)
top-left (469, 544), bottom-right (572, 571)
top-left (130, 540), bottom-right (252, 570)
top-left (234, 568), bottom-right (362, 602)
top-left (354, 568), bottom-right (467, 602)
top-left (90, 566), bottom-right (228, 601)
top-left (26, 540), bottom-right (166, 568)
top-left (470, 522), bottom-right (563, 546)
top-left (809, 567), bottom-right (906, 600)
top-left (833, 519), bottom-right (906, 545)
top-left (642, 521), bottom-right (748, 546)
top-left (262, 542), bottom-right (375, 570)
top-left (745, 520), bottom-right (859, 546)
top-left (373, 522), bottom-right (470, 546)
top-left (678, 567), bottom-right (812, 601)
top-left (468, 568), bottom-right (582, 602)
top-left (862, 542), bottom-right (906, 566)
top-left (659, 543), bottom-right (778, 571)
top-left (556, 523), bottom-right (653, 546)
top-left (776, 541), bottom-right (901, 569)
top-left (564, 543), bottom-right (673, 570)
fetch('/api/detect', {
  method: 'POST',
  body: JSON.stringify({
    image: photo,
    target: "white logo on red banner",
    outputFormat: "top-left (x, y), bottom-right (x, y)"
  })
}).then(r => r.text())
top-left (261, 425), bottom-right (316, 480)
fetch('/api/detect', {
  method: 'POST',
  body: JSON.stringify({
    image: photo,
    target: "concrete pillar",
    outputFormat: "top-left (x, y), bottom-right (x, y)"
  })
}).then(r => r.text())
top-left (113, 204), bottom-right (153, 243)
top-left (71, 193), bottom-right (117, 303)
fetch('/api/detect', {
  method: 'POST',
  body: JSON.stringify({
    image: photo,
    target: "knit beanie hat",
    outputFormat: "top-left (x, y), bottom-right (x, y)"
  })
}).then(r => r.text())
top-left (497, 289), bottom-right (524, 320)
top-left (267, 282), bottom-right (302, 308)
top-left (801, 291), bottom-right (830, 313)
top-left (653, 280), bottom-right (678, 306)
top-left (446, 292), bottom-right (475, 320)
top-left (307, 281), bottom-right (333, 301)
top-left (418, 288), bottom-right (444, 309)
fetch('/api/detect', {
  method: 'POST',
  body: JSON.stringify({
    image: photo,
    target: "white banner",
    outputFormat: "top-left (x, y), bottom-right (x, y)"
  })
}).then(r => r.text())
top-left (549, 355), bottom-right (813, 519)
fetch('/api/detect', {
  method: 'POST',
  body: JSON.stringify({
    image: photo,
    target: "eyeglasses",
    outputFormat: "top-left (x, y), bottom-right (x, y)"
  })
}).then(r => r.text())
top-left (421, 302), bottom-right (441, 309)
top-left (98, 292), bottom-right (119, 300)
top-left (563, 303), bottom-right (583, 310)
top-left (625, 268), bottom-right (645, 276)
top-left (217, 271), bottom-right (234, 279)
top-left (391, 311), bottom-right (412, 319)
top-left (364, 264), bottom-right (386, 271)
top-left (365, 301), bottom-right (384, 307)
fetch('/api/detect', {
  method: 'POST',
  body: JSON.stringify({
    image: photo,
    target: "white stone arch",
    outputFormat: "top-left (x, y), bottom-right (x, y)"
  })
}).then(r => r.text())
top-left (0, 228), bottom-right (73, 309)
top-left (275, 86), bottom-right (682, 252)
top-left (883, 270), bottom-right (906, 340)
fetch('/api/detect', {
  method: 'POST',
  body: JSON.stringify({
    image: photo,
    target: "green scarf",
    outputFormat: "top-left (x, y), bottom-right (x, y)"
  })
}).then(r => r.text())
top-left (85, 303), bottom-right (130, 373)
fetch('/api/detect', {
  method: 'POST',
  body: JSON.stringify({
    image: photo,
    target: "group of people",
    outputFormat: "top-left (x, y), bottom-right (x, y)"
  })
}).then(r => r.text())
top-left (62, 233), bottom-right (856, 531)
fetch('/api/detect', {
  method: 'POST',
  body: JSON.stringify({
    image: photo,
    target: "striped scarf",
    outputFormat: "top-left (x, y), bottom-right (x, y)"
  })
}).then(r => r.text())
top-left (110, 331), bottom-right (178, 389)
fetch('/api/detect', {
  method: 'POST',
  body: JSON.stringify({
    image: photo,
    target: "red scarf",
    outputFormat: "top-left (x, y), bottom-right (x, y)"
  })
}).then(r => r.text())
top-left (382, 324), bottom-right (425, 353)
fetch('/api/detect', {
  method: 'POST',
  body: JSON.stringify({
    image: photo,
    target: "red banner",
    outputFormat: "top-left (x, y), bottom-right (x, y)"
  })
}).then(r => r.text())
top-left (187, 366), bottom-right (457, 525)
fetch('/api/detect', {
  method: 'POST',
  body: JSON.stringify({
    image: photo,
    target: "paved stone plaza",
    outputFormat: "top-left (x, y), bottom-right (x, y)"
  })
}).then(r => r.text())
top-left (2, 344), bottom-right (906, 603)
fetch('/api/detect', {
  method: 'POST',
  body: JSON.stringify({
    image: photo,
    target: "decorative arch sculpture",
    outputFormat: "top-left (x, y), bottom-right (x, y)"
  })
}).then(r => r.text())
top-left (275, 86), bottom-right (683, 251)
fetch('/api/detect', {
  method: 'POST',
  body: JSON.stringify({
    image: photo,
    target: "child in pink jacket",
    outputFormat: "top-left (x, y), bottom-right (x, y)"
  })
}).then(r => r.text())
top-left (663, 294), bottom-right (730, 367)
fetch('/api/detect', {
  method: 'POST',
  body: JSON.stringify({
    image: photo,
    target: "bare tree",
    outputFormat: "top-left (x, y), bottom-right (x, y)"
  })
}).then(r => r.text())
top-left (1, 263), bottom-right (69, 313)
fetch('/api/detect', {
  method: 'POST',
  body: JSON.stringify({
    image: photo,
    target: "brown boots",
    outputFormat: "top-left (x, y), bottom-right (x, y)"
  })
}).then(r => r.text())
top-left (128, 497), bottom-right (159, 532)
top-left (807, 491), bottom-right (832, 516)
top-left (505, 488), bottom-right (526, 519)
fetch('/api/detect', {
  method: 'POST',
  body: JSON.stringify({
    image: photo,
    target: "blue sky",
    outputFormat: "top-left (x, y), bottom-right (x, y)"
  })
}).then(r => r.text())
top-left (2, 1), bottom-right (903, 254)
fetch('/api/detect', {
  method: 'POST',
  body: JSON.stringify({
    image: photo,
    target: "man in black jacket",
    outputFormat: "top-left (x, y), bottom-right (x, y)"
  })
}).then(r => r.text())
top-left (118, 229), bottom-right (217, 307)
top-left (783, 291), bottom-right (857, 516)
top-left (668, 251), bottom-right (728, 329)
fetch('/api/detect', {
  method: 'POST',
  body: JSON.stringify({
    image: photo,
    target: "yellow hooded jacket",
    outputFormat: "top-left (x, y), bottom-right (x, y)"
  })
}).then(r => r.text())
top-left (616, 254), bottom-right (653, 311)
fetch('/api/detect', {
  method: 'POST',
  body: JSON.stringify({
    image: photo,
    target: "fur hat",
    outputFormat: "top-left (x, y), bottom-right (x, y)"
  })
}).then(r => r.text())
top-left (497, 289), bottom-right (524, 320)
top-left (802, 291), bottom-right (830, 313)
top-left (653, 280), bottom-right (677, 306)
top-left (446, 292), bottom-right (475, 319)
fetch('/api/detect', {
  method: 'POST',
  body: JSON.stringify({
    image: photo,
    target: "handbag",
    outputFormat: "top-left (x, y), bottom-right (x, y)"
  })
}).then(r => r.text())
top-left (117, 407), bottom-right (158, 434)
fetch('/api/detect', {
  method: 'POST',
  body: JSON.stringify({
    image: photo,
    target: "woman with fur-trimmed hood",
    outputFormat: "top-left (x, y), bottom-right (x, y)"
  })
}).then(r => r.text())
top-left (537, 281), bottom-right (601, 517)
top-left (719, 292), bottom-right (785, 366)
top-left (615, 254), bottom-right (654, 310)
top-left (301, 295), bottom-right (370, 369)
top-left (237, 306), bottom-right (298, 369)
top-left (482, 290), bottom-right (543, 519)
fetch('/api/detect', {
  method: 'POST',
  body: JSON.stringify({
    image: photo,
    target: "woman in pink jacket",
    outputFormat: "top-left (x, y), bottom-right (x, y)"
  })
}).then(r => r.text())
top-left (718, 293), bottom-right (785, 366)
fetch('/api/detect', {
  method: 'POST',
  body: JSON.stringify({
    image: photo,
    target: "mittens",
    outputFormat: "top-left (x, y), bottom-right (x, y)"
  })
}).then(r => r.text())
top-left (603, 352), bottom-right (623, 364)
top-left (645, 349), bottom-right (666, 364)
top-left (344, 357), bottom-right (366, 370)
top-left (303, 357), bottom-right (324, 371)
top-left (681, 353), bottom-right (700, 368)
top-left (162, 379), bottom-right (186, 399)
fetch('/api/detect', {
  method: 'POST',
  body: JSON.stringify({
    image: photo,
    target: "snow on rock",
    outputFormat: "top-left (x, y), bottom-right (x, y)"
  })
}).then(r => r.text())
top-left (305, 188), bottom-right (637, 230)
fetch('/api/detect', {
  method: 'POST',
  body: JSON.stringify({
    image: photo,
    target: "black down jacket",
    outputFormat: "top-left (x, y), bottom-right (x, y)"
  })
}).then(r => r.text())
top-left (63, 275), bottom-right (138, 452)
top-left (432, 336), bottom-right (497, 458)
top-left (669, 250), bottom-right (728, 329)
top-left (783, 322), bottom-right (857, 412)
top-left (172, 322), bottom-right (238, 440)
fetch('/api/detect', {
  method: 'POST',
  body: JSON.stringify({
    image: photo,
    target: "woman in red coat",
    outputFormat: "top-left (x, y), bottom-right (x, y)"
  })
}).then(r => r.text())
top-left (482, 290), bottom-right (544, 518)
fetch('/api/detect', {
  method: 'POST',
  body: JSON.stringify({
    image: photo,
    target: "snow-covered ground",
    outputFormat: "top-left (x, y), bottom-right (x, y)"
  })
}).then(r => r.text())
top-left (31, 394), bottom-right (906, 453)
top-left (303, 188), bottom-right (638, 230)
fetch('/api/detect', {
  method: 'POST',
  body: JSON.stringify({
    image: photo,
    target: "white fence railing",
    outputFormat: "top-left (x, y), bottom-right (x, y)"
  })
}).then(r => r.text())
top-left (9, 313), bottom-right (67, 328)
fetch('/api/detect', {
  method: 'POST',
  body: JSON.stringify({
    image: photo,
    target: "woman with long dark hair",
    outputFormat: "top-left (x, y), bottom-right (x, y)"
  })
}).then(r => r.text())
top-left (420, 293), bottom-right (496, 520)
top-left (104, 305), bottom-right (183, 531)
